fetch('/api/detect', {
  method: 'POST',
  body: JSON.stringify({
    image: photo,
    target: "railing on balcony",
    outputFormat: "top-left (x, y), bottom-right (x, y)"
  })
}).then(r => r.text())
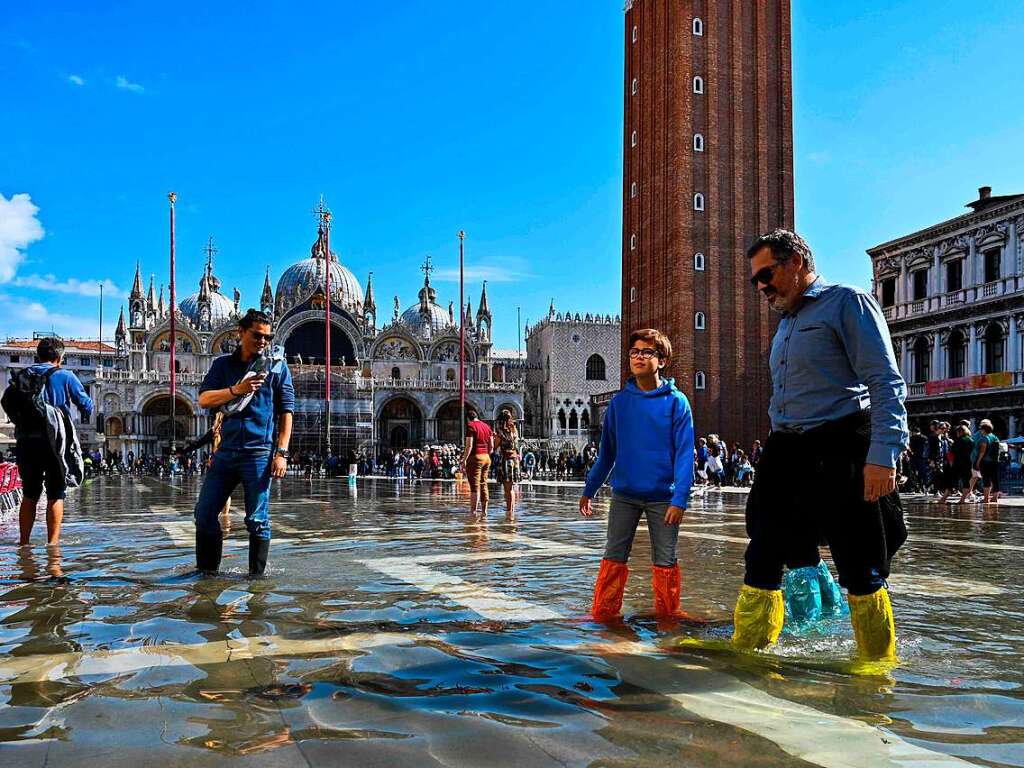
top-left (943, 290), bottom-right (966, 306)
top-left (94, 368), bottom-right (205, 386)
top-left (356, 378), bottom-right (522, 393)
top-left (911, 300), bottom-right (925, 314)
top-left (982, 281), bottom-right (999, 298)
top-left (882, 306), bottom-right (894, 320)
top-left (885, 275), bottom-right (1021, 321)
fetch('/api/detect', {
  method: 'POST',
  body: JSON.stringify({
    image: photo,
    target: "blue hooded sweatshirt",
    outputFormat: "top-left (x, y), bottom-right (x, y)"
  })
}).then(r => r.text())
top-left (583, 377), bottom-right (695, 508)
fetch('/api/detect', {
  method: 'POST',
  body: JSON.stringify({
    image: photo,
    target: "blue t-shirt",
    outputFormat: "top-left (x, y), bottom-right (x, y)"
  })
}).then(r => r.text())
top-left (199, 352), bottom-right (295, 451)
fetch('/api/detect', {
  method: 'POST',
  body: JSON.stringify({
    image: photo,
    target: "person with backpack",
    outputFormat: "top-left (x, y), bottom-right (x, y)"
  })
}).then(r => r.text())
top-left (3, 337), bottom-right (92, 546)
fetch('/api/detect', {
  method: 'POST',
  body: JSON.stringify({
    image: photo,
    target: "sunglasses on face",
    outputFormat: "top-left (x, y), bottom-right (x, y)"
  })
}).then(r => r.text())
top-left (628, 348), bottom-right (660, 360)
top-left (249, 330), bottom-right (274, 343)
top-left (750, 261), bottom-right (785, 289)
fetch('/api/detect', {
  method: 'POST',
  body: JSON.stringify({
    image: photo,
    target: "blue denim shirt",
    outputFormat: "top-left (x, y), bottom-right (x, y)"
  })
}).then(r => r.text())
top-left (14, 363), bottom-right (94, 440)
top-left (769, 278), bottom-right (908, 468)
top-left (199, 351), bottom-right (295, 452)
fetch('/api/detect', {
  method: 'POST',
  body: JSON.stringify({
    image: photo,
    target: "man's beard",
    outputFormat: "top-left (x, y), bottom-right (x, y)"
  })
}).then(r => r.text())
top-left (762, 288), bottom-right (786, 314)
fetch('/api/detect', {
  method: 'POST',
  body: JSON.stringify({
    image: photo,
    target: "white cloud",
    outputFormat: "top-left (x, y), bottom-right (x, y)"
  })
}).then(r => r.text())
top-left (68, 74), bottom-right (85, 86)
top-left (115, 75), bottom-right (144, 94)
top-left (0, 193), bottom-right (45, 283)
top-left (807, 150), bottom-right (832, 164)
top-left (0, 294), bottom-right (114, 341)
top-left (12, 274), bottom-right (126, 298)
top-left (434, 264), bottom-right (528, 283)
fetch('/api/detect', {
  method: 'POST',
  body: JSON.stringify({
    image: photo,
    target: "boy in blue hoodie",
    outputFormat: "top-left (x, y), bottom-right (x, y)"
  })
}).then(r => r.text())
top-left (580, 328), bottom-right (695, 621)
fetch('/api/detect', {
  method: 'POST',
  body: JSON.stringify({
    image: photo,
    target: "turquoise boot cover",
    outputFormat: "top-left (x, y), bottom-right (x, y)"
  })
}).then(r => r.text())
top-left (815, 560), bottom-right (849, 616)
top-left (783, 566), bottom-right (822, 623)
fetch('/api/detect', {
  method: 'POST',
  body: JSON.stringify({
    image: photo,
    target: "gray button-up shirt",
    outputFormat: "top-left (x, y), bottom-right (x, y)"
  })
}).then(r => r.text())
top-left (769, 277), bottom-right (908, 468)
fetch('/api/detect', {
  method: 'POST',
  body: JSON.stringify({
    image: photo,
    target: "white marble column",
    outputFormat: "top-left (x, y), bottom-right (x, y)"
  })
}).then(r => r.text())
top-left (968, 237), bottom-right (980, 287)
top-left (899, 337), bottom-right (909, 381)
top-left (1009, 316), bottom-right (1020, 372)
top-left (932, 331), bottom-right (943, 381)
top-left (968, 324), bottom-right (979, 375)
top-left (932, 248), bottom-right (942, 296)
top-left (898, 260), bottom-right (908, 307)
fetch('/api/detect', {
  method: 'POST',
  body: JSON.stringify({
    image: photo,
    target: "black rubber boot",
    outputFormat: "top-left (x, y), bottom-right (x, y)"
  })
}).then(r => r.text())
top-left (248, 535), bottom-right (270, 577)
top-left (195, 531), bottom-right (223, 574)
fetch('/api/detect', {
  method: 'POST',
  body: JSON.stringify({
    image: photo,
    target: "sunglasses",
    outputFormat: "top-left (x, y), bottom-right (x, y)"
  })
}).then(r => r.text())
top-left (628, 348), bottom-right (660, 360)
top-left (750, 262), bottom-right (786, 289)
top-left (249, 330), bottom-right (275, 342)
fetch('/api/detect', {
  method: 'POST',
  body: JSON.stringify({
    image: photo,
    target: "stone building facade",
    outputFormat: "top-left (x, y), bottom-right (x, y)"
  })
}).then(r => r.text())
top-left (65, 210), bottom-right (521, 458)
top-left (868, 186), bottom-right (1024, 437)
top-left (621, 0), bottom-right (793, 446)
top-left (524, 304), bottom-right (620, 448)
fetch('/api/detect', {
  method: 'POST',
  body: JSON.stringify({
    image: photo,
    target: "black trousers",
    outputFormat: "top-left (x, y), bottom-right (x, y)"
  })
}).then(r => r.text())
top-left (743, 411), bottom-right (907, 596)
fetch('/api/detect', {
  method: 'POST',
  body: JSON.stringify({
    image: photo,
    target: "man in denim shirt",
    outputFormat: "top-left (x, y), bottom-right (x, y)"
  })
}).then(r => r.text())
top-left (193, 309), bottom-right (294, 576)
top-left (732, 229), bottom-right (908, 664)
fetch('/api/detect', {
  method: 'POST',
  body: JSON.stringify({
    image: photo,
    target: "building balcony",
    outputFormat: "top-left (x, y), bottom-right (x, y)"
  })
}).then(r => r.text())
top-left (905, 370), bottom-right (1024, 400)
top-left (883, 275), bottom-right (1022, 323)
top-left (94, 368), bottom-right (206, 386)
top-left (358, 378), bottom-right (523, 394)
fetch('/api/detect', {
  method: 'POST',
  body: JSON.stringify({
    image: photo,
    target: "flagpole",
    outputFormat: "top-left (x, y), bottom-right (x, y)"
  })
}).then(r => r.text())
top-left (324, 208), bottom-right (332, 456)
top-left (458, 231), bottom-right (465, 444)
top-left (168, 192), bottom-right (177, 455)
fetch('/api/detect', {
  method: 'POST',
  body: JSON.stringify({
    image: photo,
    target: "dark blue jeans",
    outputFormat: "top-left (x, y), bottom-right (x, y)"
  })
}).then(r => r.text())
top-left (193, 448), bottom-right (272, 540)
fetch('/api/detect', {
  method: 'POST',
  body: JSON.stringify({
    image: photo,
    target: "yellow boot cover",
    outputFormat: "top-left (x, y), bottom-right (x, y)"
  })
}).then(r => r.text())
top-left (848, 588), bottom-right (896, 662)
top-left (731, 584), bottom-right (784, 650)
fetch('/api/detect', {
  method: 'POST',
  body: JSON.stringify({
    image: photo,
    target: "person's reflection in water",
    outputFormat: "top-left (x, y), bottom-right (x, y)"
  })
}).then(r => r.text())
top-left (16, 544), bottom-right (66, 583)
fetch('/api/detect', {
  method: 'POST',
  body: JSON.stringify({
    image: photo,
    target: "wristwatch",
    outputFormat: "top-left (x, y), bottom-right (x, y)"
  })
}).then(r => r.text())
top-left (276, 449), bottom-right (291, 459)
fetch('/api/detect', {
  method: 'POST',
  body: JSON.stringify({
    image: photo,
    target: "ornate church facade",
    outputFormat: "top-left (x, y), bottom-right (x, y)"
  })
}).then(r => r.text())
top-left (95, 215), bottom-right (523, 457)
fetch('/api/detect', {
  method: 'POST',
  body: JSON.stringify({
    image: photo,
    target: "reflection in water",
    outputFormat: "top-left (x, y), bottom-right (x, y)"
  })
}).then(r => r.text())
top-left (0, 478), bottom-right (1021, 765)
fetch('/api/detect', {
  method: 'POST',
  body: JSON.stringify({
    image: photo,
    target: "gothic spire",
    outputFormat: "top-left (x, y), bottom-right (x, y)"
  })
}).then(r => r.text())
top-left (115, 306), bottom-right (126, 337)
top-left (363, 272), bottom-right (376, 311)
top-left (158, 284), bottom-right (166, 316)
top-left (147, 274), bottom-right (157, 308)
top-left (464, 299), bottom-right (475, 329)
top-left (131, 262), bottom-right (144, 299)
top-left (260, 267), bottom-right (274, 314)
top-left (477, 281), bottom-right (491, 316)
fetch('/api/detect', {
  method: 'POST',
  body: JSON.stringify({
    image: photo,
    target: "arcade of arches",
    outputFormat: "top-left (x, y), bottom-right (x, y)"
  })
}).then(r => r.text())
top-left (284, 320), bottom-right (356, 368)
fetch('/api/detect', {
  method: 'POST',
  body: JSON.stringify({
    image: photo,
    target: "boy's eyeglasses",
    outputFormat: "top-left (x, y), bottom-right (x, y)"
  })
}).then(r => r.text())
top-left (249, 331), bottom-right (275, 342)
top-left (628, 348), bottom-right (660, 360)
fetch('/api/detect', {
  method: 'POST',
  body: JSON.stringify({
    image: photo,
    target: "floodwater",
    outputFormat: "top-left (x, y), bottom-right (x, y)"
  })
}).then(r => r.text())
top-left (0, 477), bottom-right (1022, 767)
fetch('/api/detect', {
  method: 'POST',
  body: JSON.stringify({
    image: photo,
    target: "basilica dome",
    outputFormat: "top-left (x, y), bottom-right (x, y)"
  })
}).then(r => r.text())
top-left (179, 269), bottom-right (236, 327)
top-left (275, 245), bottom-right (364, 317)
top-left (401, 302), bottom-right (453, 338)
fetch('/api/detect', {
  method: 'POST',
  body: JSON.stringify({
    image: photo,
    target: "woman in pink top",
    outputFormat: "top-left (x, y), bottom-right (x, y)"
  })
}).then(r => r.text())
top-left (460, 407), bottom-right (493, 517)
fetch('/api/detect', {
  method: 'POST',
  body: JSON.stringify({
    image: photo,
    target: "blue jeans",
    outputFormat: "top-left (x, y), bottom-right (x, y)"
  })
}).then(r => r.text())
top-left (604, 494), bottom-right (680, 567)
top-left (193, 449), bottom-right (273, 540)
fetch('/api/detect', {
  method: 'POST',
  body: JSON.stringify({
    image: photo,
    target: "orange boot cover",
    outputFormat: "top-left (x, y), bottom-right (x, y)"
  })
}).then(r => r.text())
top-left (653, 564), bottom-right (705, 624)
top-left (591, 559), bottom-right (629, 620)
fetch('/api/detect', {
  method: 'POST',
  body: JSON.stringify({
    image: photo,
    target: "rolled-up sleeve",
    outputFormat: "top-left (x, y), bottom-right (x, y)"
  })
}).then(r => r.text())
top-left (275, 363), bottom-right (295, 415)
top-left (199, 359), bottom-right (224, 396)
top-left (839, 291), bottom-right (908, 467)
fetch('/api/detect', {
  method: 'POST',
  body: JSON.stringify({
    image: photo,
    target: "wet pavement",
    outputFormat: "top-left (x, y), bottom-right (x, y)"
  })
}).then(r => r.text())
top-left (1, 477), bottom-right (1022, 767)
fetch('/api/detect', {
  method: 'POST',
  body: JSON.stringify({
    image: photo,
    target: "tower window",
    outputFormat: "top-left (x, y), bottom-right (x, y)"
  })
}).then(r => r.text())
top-left (693, 133), bottom-right (705, 152)
top-left (694, 252), bottom-right (705, 271)
top-left (695, 312), bottom-right (706, 330)
top-left (693, 76), bottom-right (704, 94)
top-left (695, 370), bottom-right (706, 390)
top-left (630, 181), bottom-right (638, 199)
top-left (693, 18), bottom-right (704, 36)
top-left (632, 25), bottom-right (638, 43)
top-left (632, 77), bottom-right (638, 95)
top-left (630, 286), bottom-right (636, 303)
top-left (631, 130), bottom-right (637, 147)
top-left (693, 193), bottom-right (705, 211)
top-left (630, 233), bottom-right (637, 250)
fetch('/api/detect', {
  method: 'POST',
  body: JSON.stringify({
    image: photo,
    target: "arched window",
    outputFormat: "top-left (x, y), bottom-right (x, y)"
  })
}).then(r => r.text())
top-left (558, 409), bottom-right (567, 432)
top-left (947, 329), bottom-right (966, 378)
top-left (693, 75), bottom-right (704, 94)
top-left (569, 410), bottom-right (579, 431)
top-left (630, 181), bottom-right (638, 198)
top-left (445, 368), bottom-right (455, 381)
top-left (912, 336), bottom-right (930, 383)
top-left (631, 129), bottom-right (637, 147)
top-left (631, 77), bottom-right (638, 95)
top-left (630, 286), bottom-right (637, 303)
top-left (694, 252), bottom-right (705, 271)
top-left (695, 312), bottom-right (706, 330)
top-left (391, 367), bottom-right (401, 380)
top-left (693, 192), bottom-right (705, 211)
top-left (586, 354), bottom-right (606, 381)
top-left (632, 25), bottom-right (638, 43)
top-left (984, 323), bottom-right (1005, 373)
top-left (695, 370), bottom-right (706, 390)
top-left (692, 17), bottom-right (704, 36)
top-left (693, 133), bottom-right (704, 152)
top-left (630, 233), bottom-right (637, 250)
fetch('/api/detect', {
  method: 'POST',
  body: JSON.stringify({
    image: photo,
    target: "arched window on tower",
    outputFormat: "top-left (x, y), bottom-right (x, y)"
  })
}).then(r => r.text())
top-left (693, 133), bottom-right (705, 152)
top-left (632, 25), bottom-right (638, 43)
top-left (391, 366), bottom-right (401, 380)
top-left (630, 233), bottom-right (637, 250)
top-left (693, 17), bottom-right (704, 36)
top-left (693, 193), bottom-right (705, 211)
top-left (693, 75), bottom-right (704, 94)
top-left (630, 181), bottom-right (638, 199)
top-left (585, 354), bottom-right (606, 381)
top-left (695, 312), bottom-right (706, 330)
top-left (695, 370), bottom-right (706, 390)
top-left (694, 252), bottom-right (705, 271)
top-left (631, 130), bottom-right (637, 147)
top-left (632, 77), bottom-right (638, 95)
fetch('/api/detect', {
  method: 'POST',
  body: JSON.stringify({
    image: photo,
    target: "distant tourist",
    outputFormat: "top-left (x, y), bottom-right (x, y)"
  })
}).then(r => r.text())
top-left (493, 408), bottom-right (522, 520)
top-left (1, 337), bottom-right (92, 546)
top-left (581, 328), bottom-right (696, 623)
top-left (460, 407), bottom-right (493, 517)
top-left (191, 309), bottom-right (294, 577)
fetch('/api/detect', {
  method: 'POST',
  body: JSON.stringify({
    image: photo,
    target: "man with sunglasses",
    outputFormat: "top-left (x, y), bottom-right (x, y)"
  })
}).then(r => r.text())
top-left (734, 229), bottom-right (908, 664)
top-left (192, 309), bottom-right (294, 576)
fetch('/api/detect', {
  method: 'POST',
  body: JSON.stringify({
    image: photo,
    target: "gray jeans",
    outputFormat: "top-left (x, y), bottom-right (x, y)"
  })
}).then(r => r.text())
top-left (604, 494), bottom-right (680, 567)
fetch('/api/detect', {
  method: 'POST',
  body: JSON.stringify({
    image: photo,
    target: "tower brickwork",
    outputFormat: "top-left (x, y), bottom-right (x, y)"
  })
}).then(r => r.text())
top-left (621, 0), bottom-right (794, 445)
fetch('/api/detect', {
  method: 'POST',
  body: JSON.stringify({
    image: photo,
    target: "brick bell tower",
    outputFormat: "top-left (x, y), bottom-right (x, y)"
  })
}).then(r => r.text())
top-left (621, 0), bottom-right (794, 446)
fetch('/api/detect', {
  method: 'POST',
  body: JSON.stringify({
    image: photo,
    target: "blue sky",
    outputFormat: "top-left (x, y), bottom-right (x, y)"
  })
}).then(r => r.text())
top-left (2, 1), bottom-right (1023, 348)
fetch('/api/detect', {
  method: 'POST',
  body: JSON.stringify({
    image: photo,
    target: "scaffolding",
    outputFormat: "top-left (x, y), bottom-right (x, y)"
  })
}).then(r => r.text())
top-left (289, 365), bottom-right (372, 457)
